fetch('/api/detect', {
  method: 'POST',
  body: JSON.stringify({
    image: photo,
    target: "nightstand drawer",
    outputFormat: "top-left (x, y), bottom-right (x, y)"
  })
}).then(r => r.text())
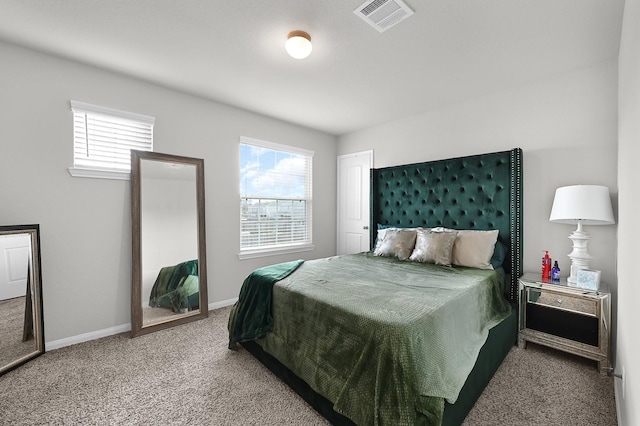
top-left (525, 303), bottom-right (599, 346)
top-left (527, 288), bottom-right (597, 316)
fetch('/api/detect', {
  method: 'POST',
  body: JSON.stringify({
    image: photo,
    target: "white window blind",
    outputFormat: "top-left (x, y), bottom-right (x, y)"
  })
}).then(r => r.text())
top-left (239, 136), bottom-right (314, 258)
top-left (69, 100), bottom-right (154, 180)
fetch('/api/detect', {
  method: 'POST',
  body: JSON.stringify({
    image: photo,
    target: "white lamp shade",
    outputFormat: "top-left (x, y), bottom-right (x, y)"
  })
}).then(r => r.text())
top-left (549, 185), bottom-right (615, 225)
top-left (285, 31), bottom-right (312, 59)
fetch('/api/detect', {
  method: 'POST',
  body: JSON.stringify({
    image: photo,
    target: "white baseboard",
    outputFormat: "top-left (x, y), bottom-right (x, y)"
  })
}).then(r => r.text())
top-left (209, 297), bottom-right (237, 310)
top-left (45, 297), bottom-right (238, 351)
top-left (45, 324), bottom-right (131, 351)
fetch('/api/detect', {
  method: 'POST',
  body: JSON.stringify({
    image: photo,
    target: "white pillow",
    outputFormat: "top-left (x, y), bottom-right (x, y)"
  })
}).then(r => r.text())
top-left (451, 229), bottom-right (499, 270)
top-left (373, 228), bottom-right (417, 261)
top-left (374, 227), bottom-right (393, 253)
top-left (409, 228), bottom-right (457, 266)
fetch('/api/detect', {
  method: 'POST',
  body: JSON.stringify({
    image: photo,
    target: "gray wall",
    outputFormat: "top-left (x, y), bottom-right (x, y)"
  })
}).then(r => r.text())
top-left (617, 0), bottom-right (640, 423)
top-left (0, 41), bottom-right (338, 343)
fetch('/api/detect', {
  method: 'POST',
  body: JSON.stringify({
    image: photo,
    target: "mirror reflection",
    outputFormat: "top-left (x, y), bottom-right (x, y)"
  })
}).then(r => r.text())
top-left (0, 224), bottom-right (44, 376)
top-left (131, 151), bottom-right (208, 337)
top-left (141, 159), bottom-right (199, 325)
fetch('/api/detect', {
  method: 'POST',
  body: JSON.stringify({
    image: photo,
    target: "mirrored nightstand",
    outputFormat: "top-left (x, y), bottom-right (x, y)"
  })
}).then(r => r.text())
top-left (518, 272), bottom-right (611, 374)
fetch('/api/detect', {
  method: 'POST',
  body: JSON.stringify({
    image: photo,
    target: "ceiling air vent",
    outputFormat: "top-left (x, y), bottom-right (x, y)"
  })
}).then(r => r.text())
top-left (353, 0), bottom-right (414, 33)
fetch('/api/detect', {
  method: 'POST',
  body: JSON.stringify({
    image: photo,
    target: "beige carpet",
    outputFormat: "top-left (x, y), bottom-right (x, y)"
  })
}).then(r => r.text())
top-left (0, 306), bottom-right (617, 425)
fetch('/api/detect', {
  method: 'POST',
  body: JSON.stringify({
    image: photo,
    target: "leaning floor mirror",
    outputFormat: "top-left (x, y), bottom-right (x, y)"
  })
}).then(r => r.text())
top-left (0, 224), bottom-right (45, 376)
top-left (130, 150), bottom-right (208, 338)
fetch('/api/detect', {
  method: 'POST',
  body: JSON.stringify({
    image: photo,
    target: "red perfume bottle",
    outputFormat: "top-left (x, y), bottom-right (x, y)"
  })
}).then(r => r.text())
top-left (542, 251), bottom-right (551, 282)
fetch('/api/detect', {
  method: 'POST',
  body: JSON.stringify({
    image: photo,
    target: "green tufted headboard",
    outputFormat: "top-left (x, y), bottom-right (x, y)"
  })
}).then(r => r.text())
top-left (370, 148), bottom-right (523, 303)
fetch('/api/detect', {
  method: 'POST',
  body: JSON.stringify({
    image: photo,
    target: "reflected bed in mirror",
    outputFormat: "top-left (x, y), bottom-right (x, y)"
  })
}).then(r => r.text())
top-left (131, 151), bottom-right (208, 338)
top-left (0, 224), bottom-right (44, 376)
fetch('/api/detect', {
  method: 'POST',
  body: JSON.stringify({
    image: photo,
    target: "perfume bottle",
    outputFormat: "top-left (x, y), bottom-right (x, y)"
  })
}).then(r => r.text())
top-left (551, 261), bottom-right (560, 283)
top-left (542, 251), bottom-right (551, 282)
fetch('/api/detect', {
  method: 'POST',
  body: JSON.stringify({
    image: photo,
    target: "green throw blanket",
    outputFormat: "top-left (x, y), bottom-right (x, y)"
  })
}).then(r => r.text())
top-left (149, 259), bottom-right (199, 312)
top-left (228, 259), bottom-right (304, 349)
top-left (230, 253), bottom-right (510, 426)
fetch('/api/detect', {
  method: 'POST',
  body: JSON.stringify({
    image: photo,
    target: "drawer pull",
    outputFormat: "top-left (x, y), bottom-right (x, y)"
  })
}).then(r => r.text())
top-left (557, 299), bottom-right (563, 304)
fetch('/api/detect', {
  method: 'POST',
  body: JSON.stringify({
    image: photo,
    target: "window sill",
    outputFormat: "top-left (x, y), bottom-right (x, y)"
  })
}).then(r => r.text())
top-left (68, 167), bottom-right (130, 180)
top-left (238, 244), bottom-right (314, 260)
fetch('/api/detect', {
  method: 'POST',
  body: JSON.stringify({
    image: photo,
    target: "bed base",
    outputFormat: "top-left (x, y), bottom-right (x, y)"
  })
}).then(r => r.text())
top-left (242, 305), bottom-right (517, 426)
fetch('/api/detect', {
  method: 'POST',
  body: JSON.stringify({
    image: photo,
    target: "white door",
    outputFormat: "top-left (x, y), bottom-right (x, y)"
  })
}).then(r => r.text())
top-left (337, 150), bottom-right (373, 255)
top-left (0, 233), bottom-right (31, 300)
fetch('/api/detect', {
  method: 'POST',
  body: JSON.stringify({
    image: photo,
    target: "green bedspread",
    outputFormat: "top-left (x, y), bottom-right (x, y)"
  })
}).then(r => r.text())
top-left (149, 259), bottom-right (199, 312)
top-left (228, 259), bottom-right (304, 349)
top-left (230, 252), bottom-right (510, 426)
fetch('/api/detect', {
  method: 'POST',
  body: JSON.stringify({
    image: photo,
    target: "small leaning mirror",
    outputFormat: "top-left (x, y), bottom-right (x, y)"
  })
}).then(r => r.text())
top-left (130, 150), bottom-right (208, 338)
top-left (0, 224), bottom-right (45, 376)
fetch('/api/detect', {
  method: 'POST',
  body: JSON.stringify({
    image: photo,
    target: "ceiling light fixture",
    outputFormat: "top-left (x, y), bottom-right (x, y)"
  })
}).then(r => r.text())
top-left (285, 30), bottom-right (312, 59)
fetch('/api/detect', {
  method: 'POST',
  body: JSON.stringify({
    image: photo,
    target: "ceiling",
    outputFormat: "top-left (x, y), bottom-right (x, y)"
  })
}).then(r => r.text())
top-left (0, 0), bottom-right (625, 136)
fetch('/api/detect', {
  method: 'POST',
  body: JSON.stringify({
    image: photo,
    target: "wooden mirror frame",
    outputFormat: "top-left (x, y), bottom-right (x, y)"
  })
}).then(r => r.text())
top-left (0, 224), bottom-right (45, 376)
top-left (130, 150), bottom-right (208, 338)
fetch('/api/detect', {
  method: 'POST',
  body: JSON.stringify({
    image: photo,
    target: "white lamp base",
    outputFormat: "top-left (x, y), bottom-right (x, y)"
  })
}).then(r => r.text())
top-left (566, 222), bottom-right (592, 285)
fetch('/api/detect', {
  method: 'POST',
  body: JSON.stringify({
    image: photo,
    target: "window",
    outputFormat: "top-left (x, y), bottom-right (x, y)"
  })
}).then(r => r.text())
top-left (239, 136), bottom-right (314, 259)
top-left (68, 100), bottom-right (154, 180)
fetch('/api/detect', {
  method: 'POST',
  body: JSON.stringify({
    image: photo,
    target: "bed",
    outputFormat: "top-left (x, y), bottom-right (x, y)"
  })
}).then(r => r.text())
top-left (229, 148), bottom-right (523, 425)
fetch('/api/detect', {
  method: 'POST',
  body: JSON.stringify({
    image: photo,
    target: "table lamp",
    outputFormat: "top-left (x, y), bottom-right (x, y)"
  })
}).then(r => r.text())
top-left (549, 185), bottom-right (615, 284)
